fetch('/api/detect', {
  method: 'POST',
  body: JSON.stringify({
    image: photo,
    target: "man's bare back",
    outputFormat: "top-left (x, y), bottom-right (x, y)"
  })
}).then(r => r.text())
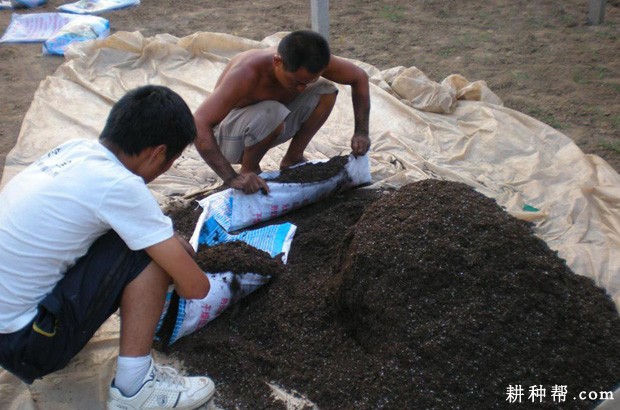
top-left (215, 47), bottom-right (303, 108)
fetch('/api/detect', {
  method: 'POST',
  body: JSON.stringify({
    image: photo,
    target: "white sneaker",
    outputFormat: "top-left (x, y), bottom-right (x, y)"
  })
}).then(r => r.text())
top-left (107, 360), bottom-right (215, 410)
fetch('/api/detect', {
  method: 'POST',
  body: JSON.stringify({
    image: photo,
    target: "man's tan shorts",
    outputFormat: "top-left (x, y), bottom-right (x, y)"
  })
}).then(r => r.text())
top-left (215, 78), bottom-right (338, 164)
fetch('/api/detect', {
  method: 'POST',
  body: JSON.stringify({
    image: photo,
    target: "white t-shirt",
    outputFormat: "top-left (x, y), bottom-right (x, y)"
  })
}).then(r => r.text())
top-left (0, 139), bottom-right (174, 333)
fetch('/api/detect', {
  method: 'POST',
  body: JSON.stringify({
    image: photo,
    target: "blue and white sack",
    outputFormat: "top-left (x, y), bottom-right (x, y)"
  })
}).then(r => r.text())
top-left (43, 15), bottom-right (109, 55)
top-left (199, 154), bottom-right (371, 232)
top-left (156, 213), bottom-right (296, 345)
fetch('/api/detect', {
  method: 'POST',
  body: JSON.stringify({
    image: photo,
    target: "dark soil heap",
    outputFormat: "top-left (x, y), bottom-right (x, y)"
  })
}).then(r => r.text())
top-left (266, 155), bottom-right (349, 183)
top-left (164, 179), bottom-right (620, 410)
top-left (194, 241), bottom-right (284, 277)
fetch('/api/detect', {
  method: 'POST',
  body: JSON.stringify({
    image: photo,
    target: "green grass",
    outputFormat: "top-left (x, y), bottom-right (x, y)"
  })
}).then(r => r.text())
top-left (572, 69), bottom-right (586, 84)
top-left (594, 24), bottom-right (619, 40)
top-left (595, 65), bottom-right (612, 79)
top-left (438, 45), bottom-right (456, 57)
top-left (526, 16), bottom-right (544, 29)
top-left (478, 10), bottom-right (490, 21)
top-left (511, 70), bottom-right (530, 82)
top-left (527, 107), bottom-right (563, 129)
top-left (573, 65), bottom-right (612, 84)
top-left (599, 140), bottom-right (620, 153)
top-left (455, 31), bottom-right (493, 49)
top-left (380, 5), bottom-right (405, 22)
top-left (611, 114), bottom-right (620, 130)
top-left (437, 7), bottom-right (450, 19)
top-left (558, 13), bottom-right (576, 26)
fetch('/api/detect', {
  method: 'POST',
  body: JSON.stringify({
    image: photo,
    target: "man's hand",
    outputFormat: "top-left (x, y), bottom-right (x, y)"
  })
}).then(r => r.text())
top-left (351, 134), bottom-right (371, 157)
top-left (227, 173), bottom-right (270, 195)
top-left (280, 154), bottom-right (307, 170)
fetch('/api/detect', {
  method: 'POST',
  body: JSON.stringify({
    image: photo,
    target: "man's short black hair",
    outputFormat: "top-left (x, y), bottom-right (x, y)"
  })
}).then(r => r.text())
top-left (99, 85), bottom-right (196, 161)
top-left (278, 30), bottom-right (331, 74)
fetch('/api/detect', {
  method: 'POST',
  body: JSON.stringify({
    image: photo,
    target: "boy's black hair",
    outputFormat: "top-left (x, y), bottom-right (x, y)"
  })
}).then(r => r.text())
top-left (278, 30), bottom-right (331, 74)
top-left (99, 85), bottom-right (196, 161)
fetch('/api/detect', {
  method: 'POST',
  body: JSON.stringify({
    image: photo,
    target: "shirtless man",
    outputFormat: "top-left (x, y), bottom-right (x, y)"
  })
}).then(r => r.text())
top-left (194, 30), bottom-right (371, 194)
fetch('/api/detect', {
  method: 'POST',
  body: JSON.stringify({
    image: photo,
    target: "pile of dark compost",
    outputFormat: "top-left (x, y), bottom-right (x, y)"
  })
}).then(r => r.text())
top-left (194, 241), bottom-right (284, 277)
top-left (163, 179), bottom-right (620, 409)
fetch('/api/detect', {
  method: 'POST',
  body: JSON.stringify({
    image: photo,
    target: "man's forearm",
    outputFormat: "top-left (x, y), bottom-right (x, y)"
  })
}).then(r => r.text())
top-left (350, 68), bottom-right (370, 137)
top-left (352, 88), bottom-right (370, 137)
top-left (194, 128), bottom-right (238, 184)
top-left (350, 78), bottom-right (371, 156)
top-left (206, 152), bottom-right (238, 185)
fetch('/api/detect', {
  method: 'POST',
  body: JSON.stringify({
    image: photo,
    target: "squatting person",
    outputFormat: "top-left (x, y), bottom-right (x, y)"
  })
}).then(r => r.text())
top-left (194, 29), bottom-right (371, 194)
top-left (0, 85), bottom-right (216, 410)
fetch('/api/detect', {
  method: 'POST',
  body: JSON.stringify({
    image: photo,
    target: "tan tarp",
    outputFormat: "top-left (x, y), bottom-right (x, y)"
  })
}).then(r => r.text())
top-left (1, 31), bottom-right (619, 408)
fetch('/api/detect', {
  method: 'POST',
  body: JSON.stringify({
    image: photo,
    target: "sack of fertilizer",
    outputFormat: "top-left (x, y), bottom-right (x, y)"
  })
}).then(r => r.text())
top-left (43, 15), bottom-right (109, 55)
top-left (0, 0), bottom-right (46, 9)
top-left (199, 154), bottom-right (371, 232)
top-left (156, 215), bottom-right (295, 345)
top-left (156, 270), bottom-right (271, 346)
top-left (58, 0), bottom-right (139, 14)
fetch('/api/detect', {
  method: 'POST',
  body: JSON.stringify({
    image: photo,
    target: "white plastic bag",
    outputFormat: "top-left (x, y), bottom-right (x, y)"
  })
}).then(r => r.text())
top-left (168, 272), bottom-right (271, 344)
top-left (58, 0), bottom-right (139, 14)
top-left (0, 12), bottom-right (75, 43)
top-left (43, 15), bottom-right (109, 55)
top-left (0, 0), bottom-right (47, 9)
top-left (199, 154), bottom-right (371, 232)
top-left (190, 214), bottom-right (296, 263)
top-left (157, 215), bottom-right (296, 345)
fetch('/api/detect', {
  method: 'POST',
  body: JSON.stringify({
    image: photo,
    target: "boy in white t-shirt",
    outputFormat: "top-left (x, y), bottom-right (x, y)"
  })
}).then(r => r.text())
top-left (0, 85), bottom-right (215, 409)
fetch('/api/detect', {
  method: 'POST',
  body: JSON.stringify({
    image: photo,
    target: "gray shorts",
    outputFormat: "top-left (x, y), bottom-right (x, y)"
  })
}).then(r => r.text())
top-left (215, 78), bottom-right (338, 163)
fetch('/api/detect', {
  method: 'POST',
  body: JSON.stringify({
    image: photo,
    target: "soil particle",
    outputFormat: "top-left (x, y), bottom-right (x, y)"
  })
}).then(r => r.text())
top-left (163, 179), bottom-right (620, 409)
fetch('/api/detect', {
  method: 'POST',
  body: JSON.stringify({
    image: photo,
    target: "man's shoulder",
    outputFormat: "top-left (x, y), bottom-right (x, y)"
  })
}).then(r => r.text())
top-left (235, 46), bottom-right (275, 62)
top-left (50, 140), bottom-right (138, 188)
top-left (227, 49), bottom-right (273, 78)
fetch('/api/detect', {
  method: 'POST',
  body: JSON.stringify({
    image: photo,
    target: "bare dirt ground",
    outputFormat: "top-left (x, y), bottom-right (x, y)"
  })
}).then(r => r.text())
top-left (1, 0), bottom-right (619, 180)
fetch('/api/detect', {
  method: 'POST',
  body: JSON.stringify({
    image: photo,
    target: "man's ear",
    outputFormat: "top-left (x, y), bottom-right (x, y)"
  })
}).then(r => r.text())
top-left (150, 144), bottom-right (168, 162)
top-left (273, 54), bottom-right (283, 67)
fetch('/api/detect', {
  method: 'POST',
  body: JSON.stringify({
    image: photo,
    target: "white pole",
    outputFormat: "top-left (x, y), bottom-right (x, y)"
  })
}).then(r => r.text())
top-left (311, 0), bottom-right (330, 42)
top-left (587, 0), bottom-right (606, 25)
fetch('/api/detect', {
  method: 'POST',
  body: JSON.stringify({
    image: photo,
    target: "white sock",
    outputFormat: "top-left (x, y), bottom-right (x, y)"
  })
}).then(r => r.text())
top-left (114, 354), bottom-right (152, 397)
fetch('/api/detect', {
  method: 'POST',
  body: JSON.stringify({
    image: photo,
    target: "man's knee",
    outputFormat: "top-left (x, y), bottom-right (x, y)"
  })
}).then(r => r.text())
top-left (320, 92), bottom-right (338, 114)
top-left (245, 121), bottom-right (284, 152)
top-left (268, 122), bottom-right (285, 146)
top-left (320, 91), bottom-right (337, 108)
top-left (240, 121), bottom-right (284, 170)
